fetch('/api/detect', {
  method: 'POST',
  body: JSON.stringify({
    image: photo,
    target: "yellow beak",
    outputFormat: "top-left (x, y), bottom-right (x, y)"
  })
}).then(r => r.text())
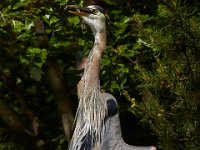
top-left (66, 5), bottom-right (91, 16)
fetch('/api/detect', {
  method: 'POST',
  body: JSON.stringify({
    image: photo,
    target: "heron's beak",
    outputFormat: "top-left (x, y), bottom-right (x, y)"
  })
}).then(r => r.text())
top-left (66, 5), bottom-right (92, 16)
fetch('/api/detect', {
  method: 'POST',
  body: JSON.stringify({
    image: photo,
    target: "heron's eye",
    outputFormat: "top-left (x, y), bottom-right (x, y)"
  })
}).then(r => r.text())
top-left (91, 9), bottom-right (99, 14)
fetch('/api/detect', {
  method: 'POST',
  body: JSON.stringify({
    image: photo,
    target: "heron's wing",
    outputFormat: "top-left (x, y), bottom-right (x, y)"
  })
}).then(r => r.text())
top-left (101, 93), bottom-right (156, 150)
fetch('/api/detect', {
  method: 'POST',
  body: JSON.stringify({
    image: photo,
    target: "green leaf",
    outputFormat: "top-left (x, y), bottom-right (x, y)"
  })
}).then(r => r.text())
top-left (53, 41), bottom-right (70, 48)
top-left (123, 16), bottom-right (132, 24)
top-left (12, 0), bottom-right (32, 10)
top-left (28, 47), bottom-right (41, 54)
top-left (101, 58), bottom-right (111, 66)
top-left (12, 20), bottom-right (24, 33)
top-left (157, 4), bottom-right (171, 18)
top-left (110, 81), bottom-right (119, 92)
top-left (40, 49), bottom-right (47, 62)
top-left (138, 14), bottom-right (150, 23)
top-left (50, 16), bottom-right (59, 25)
top-left (20, 56), bottom-right (29, 64)
top-left (78, 38), bottom-right (85, 46)
top-left (68, 16), bottom-right (80, 26)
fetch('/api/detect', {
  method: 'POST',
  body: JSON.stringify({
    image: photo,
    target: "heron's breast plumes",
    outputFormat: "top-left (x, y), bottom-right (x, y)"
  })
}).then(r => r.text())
top-left (69, 49), bottom-right (107, 150)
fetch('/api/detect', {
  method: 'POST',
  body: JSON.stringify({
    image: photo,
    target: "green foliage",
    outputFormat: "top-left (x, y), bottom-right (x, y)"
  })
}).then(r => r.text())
top-left (20, 47), bottom-right (47, 68)
top-left (100, 0), bottom-right (200, 149)
top-left (125, 1), bottom-right (200, 149)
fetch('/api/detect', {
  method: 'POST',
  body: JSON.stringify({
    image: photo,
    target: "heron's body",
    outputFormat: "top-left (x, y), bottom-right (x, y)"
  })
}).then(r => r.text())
top-left (67, 5), bottom-right (156, 150)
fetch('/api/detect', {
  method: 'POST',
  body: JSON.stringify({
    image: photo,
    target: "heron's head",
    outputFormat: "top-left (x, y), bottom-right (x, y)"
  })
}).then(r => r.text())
top-left (66, 5), bottom-right (106, 35)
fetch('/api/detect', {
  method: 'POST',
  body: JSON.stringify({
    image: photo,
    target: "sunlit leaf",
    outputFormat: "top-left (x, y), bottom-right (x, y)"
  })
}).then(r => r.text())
top-left (101, 58), bottom-right (110, 66)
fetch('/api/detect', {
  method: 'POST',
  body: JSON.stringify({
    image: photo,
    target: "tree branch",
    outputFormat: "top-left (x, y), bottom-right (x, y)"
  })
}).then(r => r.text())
top-left (47, 58), bottom-right (74, 141)
top-left (0, 99), bottom-right (25, 132)
top-left (1, 74), bottom-right (39, 136)
top-left (34, 19), bottom-right (74, 141)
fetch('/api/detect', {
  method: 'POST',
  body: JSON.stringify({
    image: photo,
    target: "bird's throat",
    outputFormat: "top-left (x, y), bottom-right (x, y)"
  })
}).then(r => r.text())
top-left (94, 29), bottom-right (107, 54)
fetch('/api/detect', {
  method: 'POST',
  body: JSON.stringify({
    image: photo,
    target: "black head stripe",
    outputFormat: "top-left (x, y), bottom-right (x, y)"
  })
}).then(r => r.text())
top-left (81, 7), bottom-right (94, 14)
top-left (86, 5), bottom-right (104, 14)
top-left (94, 5), bottom-right (104, 14)
top-left (106, 99), bottom-right (118, 117)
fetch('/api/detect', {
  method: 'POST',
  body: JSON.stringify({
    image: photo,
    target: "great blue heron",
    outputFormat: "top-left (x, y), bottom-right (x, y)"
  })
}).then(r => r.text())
top-left (66, 5), bottom-right (156, 150)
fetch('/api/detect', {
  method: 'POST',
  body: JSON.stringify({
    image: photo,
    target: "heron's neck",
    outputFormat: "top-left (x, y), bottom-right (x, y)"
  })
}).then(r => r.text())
top-left (93, 29), bottom-right (107, 54)
top-left (72, 25), bottom-right (108, 150)
top-left (80, 29), bottom-right (106, 96)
